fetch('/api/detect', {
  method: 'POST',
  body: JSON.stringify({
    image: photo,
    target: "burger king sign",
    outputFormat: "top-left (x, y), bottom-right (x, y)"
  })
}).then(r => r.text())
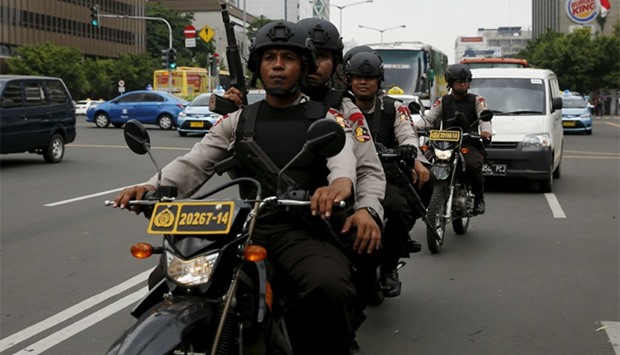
top-left (565, 0), bottom-right (600, 24)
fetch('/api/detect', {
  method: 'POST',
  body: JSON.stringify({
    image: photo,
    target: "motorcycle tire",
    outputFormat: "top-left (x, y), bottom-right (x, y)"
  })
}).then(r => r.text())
top-left (426, 181), bottom-right (448, 254)
top-left (452, 217), bottom-right (470, 235)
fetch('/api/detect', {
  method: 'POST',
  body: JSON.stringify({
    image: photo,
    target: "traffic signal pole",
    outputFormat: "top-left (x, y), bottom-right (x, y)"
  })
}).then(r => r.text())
top-left (94, 12), bottom-right (174, 93)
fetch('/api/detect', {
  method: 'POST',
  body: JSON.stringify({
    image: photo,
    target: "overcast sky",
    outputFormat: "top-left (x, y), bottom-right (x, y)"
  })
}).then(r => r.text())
top-left (328, 0), bottom-right (532, 63)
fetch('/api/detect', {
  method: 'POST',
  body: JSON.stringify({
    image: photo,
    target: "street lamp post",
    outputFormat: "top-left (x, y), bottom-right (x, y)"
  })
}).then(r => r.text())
top-left (330, 0), bottom-right (373, 36)
top-left (358, 24), bottom-right (406, 44)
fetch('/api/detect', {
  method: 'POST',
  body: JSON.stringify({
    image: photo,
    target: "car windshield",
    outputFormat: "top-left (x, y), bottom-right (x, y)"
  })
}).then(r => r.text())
top-left (191, 95), bottom-right (211, 106)
top-left (562, 96), bottom-right (587, 108)
top-left (469, 78), bottom-right (546, 115)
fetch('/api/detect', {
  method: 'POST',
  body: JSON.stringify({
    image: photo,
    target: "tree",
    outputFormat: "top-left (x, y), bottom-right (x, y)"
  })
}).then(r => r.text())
top-left (146, 0), bottom-right (215, 69)
top-left (6, 42), bottom-right (89, 99)
top-left (518, 25), bottom-right (620, 94)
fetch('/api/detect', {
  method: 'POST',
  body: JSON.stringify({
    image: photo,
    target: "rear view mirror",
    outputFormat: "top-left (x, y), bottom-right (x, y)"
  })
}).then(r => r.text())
top-left (124, 119), bottom-right (151, 155)
top-left (305, 119), bottom-right (346, 158)
top-left (479, 109), bottom-right (493, 122)
top-left (408, 99), bottom-right (424, 116)
top-left (427, 69), bottom-right (435, 83)
top-left (552, 97), bottom-right (563, 112)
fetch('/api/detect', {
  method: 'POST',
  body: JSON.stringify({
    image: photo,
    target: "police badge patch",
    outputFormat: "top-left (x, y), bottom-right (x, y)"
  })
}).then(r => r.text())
top-left (355, 126), bottom-right (371, 142)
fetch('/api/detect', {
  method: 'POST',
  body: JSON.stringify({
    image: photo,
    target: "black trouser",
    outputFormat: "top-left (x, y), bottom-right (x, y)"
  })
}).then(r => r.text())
top-left (253, 221), bottom-right (355, 355)
top-left (462, 144), bottom-right (485, 201)
top-left (381, 182), bottom-right (416, 271)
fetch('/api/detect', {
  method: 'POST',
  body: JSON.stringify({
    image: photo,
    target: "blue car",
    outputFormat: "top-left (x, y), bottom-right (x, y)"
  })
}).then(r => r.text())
top-left (176, 93), bottom-right (222, 136)
top-left (561, 94), bottom-right (592, 135)
top-left (86, 90), bottom-right (188, 129)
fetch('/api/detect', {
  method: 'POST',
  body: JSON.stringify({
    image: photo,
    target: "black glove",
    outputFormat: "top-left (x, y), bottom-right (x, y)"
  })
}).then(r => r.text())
top-left (397, 144), bottom-right (417, 162)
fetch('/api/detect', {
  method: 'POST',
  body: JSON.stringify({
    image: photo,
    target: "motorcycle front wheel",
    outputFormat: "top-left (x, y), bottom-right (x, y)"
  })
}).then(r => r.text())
top-left (426, 181), bottom-right (448, 254)
top-left (452, 217), bottom-right (470, 235)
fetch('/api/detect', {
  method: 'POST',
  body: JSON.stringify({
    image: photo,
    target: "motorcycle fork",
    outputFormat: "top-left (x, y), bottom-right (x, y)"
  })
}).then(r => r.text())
top-left (442, 158), bottom-right (459, 220)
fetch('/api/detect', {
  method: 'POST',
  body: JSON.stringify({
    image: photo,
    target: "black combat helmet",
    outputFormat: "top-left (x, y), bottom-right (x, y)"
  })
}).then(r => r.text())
top-left (297, 18), bottom-right (344, 69)
top-left (445, 64), bottom-right (472, 86)
top-left (343, 45), bottom-right (373, 65)
top-left (248, 20), bottom-right (316, 74)
top-left (345, 51), bottom-right (384, 82)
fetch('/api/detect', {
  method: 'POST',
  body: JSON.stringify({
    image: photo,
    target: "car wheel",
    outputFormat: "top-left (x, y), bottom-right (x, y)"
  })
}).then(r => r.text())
top-left (178, 131), bottom-right (188, 137)
top-left (43, 133), bottom-right (65, 163)
top-left (95, 113), bottom-right (110, 128)
top-left (540, 162), bottom-right (553, 193)
top-left (586, 129), bottom-right (592, 135)
top-left (158, 114), bottom-right (173, 130)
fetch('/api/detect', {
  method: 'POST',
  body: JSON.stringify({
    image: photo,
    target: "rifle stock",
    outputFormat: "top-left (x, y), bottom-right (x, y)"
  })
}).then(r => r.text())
top-left (211, 4), bottom-right (248, 115)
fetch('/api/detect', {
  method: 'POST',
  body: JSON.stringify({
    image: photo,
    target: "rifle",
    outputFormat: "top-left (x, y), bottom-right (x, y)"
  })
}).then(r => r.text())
top-left (209, 3), bottom-right (248, 115)
top-left (375, 143), bottom-right (441, 242)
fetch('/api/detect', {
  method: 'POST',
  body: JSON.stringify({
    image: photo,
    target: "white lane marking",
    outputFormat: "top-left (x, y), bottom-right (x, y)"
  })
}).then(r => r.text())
top-left (600, 321), bottom-right (620, 355)
top-left (44, 185), bottom-right (138, 207)
top-left (0, 269), bottom-right (152, 352)
top-left (544, 193), bottom-right (566, 218)
top-left (10, 287), bottom-right (147, 355)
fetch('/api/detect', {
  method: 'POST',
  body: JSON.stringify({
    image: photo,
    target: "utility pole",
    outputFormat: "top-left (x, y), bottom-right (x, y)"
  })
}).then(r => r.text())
top-left (94, 11), bottom-right (174, 93)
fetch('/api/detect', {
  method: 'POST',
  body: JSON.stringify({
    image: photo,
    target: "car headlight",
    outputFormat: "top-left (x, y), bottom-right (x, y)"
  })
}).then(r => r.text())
top-left (434, 149), bottom-right (453, 160)
top-left (166, 250), bottom-right (219, 286)
top-left (178, 111), bottom-right (187, 118)
top-left (580, 113), bottom-right (591, 119)
top-left (523, 133), bottom-right (551, 148)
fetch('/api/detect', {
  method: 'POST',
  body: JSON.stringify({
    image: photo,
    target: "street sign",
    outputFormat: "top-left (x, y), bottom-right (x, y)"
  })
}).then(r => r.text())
top-left (184, 25), bottom-right (196, 38)
top-left (118, 80), bottom-right (125, 87)
top-left (199, 25), bottom-right (215, 43)
top-left (185, 38), bottom-right (196, 48)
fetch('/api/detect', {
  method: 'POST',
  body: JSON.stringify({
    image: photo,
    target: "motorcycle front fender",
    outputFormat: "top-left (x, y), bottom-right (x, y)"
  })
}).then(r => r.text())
top-left (431, 163), bottom-right (451, 181)
top-left (107, 296), bottom-right (219, 355)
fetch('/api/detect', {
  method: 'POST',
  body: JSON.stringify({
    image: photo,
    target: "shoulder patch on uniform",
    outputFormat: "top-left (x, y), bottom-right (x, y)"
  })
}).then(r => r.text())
top-left (478, 97), bottom-right (487, 108)
top-left (334, 114), bottom-right (350, 129)
top-left (213, 114), bottom-right (227, 128)
top-left (355, 126), bottom-right (372, 143)
top-left (327, 107), bottom-right (341, 116)
top-left (397, 105), bottom-right (411, 122)
top-left (432, 98), bottom-right (442, 108)
top-left (348, 112), bottom-right (365, 126)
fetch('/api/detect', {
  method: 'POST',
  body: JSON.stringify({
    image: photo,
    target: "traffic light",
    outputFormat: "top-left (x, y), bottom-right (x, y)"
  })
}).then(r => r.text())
top-left (167, 48), bottom-right (177, 70)
top-left (90, 5), bottom-right (99, 27)
top-left (161, 49), bottom-right (169, 70)
top-left (210, 52), bottom-right (219, 75)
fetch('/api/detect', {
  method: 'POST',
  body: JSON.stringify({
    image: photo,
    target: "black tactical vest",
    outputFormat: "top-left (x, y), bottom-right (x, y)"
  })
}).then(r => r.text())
top-left (234, 100), bottom-right (331, 196)
top-left (363, 96), bottom-right (398, 149)
top-left (440, 93), bottom-right (478, 131)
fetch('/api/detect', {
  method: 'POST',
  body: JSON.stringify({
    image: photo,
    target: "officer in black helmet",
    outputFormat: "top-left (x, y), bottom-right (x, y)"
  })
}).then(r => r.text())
top-left (417, 63), bottom-right (492, 215)
top-left (114, 20), bottom-right (358, 355)
top-left (345, 50), bottom-right (432, 298)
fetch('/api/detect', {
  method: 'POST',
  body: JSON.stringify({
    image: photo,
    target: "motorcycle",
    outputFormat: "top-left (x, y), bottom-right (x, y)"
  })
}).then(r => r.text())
top-left (105, 118), bottom-right (346, 355)
top-left (420, 112), bottom-right (492, 254)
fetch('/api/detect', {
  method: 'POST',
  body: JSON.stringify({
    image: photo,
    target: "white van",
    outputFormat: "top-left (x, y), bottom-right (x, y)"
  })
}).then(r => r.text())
top-left (469, 68), bottom-right (563, 192)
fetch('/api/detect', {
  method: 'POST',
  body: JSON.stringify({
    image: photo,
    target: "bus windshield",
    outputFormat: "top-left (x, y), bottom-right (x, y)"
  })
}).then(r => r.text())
top-left (375, 49), bottom-right (425, 95)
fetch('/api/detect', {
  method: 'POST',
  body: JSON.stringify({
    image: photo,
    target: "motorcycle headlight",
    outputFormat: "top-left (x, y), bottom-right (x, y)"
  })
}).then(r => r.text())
top-left (434, 149), bottom-right (453, 160)
top-left (523, 133), bottom-right (551, 148)
top-left (166, 251), bottom-right (219, 286)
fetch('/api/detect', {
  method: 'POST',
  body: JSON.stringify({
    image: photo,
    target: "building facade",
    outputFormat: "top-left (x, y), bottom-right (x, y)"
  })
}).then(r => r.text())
top-left (454, 27), bottom-right (532, 61)
top-left (0, 0), bottom-right (146, 72)
top-left (533, 0), bottom-right (620, 39)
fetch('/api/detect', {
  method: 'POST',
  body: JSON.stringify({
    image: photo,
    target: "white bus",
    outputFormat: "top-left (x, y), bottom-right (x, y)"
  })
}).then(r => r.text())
top-left (367, 41), bottom-right (449, 108)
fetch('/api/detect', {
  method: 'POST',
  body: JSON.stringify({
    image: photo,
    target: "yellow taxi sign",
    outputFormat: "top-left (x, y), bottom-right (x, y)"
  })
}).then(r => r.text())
top-left (387, 86), bottom-right (404, 95)
top-left (199, 25), bottom-right (215, 43)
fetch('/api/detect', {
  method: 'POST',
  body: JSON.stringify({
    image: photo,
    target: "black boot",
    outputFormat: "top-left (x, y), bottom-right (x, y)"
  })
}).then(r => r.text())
top-left (473, 198), bottom-right (485, 215)
top-left (380, 269), bottom-right (401, 297)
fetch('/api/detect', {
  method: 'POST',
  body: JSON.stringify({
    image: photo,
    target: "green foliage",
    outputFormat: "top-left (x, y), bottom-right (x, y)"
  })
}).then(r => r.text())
top-left (7, 42), bottom-right (89, 99)
top-left (518, 26), bottom-right (620, 94)
top-left (247, 17), bottom-right (273, 43)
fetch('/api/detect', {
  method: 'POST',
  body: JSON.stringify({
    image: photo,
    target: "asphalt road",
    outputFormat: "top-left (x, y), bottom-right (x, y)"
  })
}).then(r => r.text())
top-left (1, 116), bottom-right (618, 355)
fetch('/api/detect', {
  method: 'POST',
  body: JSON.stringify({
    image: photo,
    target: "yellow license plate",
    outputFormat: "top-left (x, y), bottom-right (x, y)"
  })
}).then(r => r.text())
top-left (189, 121), bottom-right (205, 128)
top-left (148, 201), bottom-right (234, 235)
top-left (562, 121), bottom-right (576, 127)
top-left (429, 130), bottom-right (461, 142)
